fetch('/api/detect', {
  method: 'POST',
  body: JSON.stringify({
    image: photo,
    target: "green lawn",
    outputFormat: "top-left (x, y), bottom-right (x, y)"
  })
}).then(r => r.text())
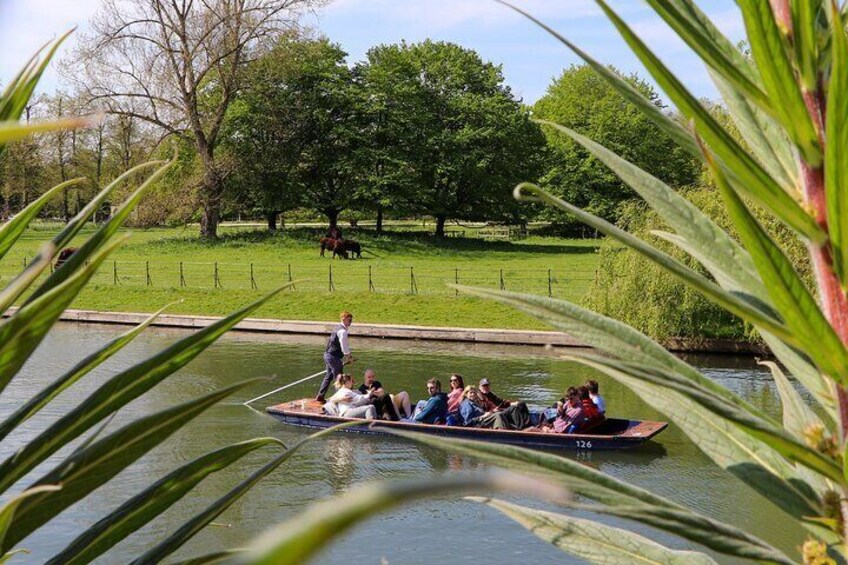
top-left (2, 224), bottom-right (600, 330)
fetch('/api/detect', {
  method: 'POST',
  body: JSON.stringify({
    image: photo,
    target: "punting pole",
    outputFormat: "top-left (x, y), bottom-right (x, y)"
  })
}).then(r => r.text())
top-left (243, 370), bottom-right (325, 407)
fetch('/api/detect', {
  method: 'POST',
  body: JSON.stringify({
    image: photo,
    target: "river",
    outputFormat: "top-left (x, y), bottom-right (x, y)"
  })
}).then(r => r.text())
top-left (1, 323), bottom-right (805, 563)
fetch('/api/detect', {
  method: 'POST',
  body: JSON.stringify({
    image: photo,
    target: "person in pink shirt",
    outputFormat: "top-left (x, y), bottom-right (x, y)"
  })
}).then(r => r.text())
top-left (446, 374), bottom-right (465, 414)
top-left (539, 392), bottom-right (584, 434)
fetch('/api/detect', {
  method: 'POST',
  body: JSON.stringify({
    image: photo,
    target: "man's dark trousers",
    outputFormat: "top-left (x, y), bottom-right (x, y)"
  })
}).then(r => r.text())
top-left (319, 352), bottom-right (344, 397)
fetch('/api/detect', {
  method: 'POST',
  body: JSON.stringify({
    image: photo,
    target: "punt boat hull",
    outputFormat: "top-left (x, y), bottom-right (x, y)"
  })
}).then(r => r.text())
top-left (266, 400), bottom-right (667, 450)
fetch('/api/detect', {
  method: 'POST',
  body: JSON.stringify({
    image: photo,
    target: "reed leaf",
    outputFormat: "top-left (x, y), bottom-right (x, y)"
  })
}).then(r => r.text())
top-left (513, 183), bottom-right (796, 346)
top-left (738, 0), bottom-right (822, 165)
top-left (386, 430), bottom-right (793, 564)
top-left (234, 473), bottom-right (566, 565)
top-left (592, 0), bottom-right (824, 242)
top-left (0, 245), bottom-right (53, 317)
top-left (0, 485), bottom-right (60, 553)
top-left (46, 437), bottom-right (283, 565)
top-left (0, 284), bottom-right (290, 495)
top-left (2, 379), bottom-right (262, 553)
top-left (536, 120), bottom-right (765, 301)
top-left (470, 498), bottom-right (717, 565)
top-left (26, 158), bottom-right (172, 304)
top-left (705, 148), bottom-right (848, 385)
top-left (0, 235), bottom-right (126, 396)
top-left (0, 178), bottom-right (81, 262)
top-left (0, 31), bottom-right (72, 123)
top-left (0, 304), bottom-right (172, 442)
top-left (132, 421), bottom-right (367, 565)
top-left (171, 551), bottom-right (245, 565)
top-left (826, 2), bottom-right (848, 284)
top-left (761, 360), bottom-right (826, 439)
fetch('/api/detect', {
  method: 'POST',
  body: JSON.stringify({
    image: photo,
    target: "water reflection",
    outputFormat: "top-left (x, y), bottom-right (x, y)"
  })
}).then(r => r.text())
top-left (0, 322), bottom-right (806, 564)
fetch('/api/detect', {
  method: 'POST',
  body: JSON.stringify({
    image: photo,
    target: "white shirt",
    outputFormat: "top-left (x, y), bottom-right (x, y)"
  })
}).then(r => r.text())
top-left (327, 386), bottom-right (369, 416)
top-left (337, 326), bottom-right (351, 355)
top-left (591, 393), bottom-right (606, 414)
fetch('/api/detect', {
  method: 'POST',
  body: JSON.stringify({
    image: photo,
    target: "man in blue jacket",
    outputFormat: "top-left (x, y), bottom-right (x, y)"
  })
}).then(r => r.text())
top-left (413, 378), bottom-right (448, 424)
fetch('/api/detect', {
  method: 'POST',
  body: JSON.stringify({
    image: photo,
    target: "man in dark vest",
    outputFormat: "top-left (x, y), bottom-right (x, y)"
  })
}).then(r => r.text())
top-left (316, 310), bottom-right (354, 403)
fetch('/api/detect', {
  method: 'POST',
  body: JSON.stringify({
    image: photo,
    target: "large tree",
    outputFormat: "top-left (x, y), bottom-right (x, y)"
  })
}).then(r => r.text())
top-left (69, 0), bottom-right (321, 238)
top-left (533, 64), bottom-right (699, 224)
top-left (225, 36), bottom-right (359, 230)
top-left (363, 41), bottom-right (546, 237)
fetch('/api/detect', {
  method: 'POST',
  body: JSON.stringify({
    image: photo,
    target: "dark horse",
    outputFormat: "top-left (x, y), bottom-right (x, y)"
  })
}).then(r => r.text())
top-left (319, 237), bottom-right (361, 259)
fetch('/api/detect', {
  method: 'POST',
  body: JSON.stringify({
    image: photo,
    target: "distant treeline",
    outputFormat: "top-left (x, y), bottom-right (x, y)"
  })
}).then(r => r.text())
top-left (2, 32), bottom-right (698, 238)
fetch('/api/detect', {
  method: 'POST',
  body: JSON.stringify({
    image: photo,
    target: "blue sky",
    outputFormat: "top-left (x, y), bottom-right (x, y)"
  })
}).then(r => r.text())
top-left (0, 0), bottom-right (743, 105)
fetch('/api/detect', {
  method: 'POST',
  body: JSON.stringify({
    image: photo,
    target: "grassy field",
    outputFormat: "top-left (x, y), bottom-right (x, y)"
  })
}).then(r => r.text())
top-left (1, 223), bottom-right (600, 330)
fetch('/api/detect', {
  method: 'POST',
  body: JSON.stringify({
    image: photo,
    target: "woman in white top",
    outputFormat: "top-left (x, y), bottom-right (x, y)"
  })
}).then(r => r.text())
top-left (326, 374), bottom-right (376, 419)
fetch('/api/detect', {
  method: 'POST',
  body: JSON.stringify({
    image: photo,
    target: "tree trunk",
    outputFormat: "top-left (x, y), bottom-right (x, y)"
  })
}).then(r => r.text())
top-left (198, 156), bottom-right (223, 240)
top-left (266, 210), bottom-right (279, 232)
top-left (376, 206), bottom-right (384, 234)
top-left (435, 215), bottom-right (446, 237)
top-left (328, 210), bottom-right (339, 230)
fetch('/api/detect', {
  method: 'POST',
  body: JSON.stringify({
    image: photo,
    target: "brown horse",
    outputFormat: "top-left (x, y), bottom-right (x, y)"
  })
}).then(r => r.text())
top-left (319, 237), bottom-right (349, 259)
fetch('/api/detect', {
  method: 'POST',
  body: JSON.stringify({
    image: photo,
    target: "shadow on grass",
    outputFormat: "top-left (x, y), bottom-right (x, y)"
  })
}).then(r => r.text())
top-left (135, 227), bottom-right (601, 257)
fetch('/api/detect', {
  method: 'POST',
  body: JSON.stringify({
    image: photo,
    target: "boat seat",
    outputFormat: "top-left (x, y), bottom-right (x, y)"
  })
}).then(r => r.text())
top-left (578, 415), bottom-right (606, 434)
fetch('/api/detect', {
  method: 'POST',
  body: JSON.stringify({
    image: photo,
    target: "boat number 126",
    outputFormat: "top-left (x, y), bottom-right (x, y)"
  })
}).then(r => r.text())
top-left (575, 440), bottom-right (592, 449)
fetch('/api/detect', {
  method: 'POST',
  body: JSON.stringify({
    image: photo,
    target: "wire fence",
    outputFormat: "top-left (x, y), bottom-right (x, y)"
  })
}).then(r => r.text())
top-left (0, 257), bottom-right (597, 298)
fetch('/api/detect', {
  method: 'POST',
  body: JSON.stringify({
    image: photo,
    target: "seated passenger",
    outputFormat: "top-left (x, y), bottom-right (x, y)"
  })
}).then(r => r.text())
top-left (578, 386), bottom-right (600, 420)
top-left (479, 378), bottom-right (510, 411)
top-left (326, 374), bottom-right (376, 419)
top-left (585, 379), bottom-right (606, 415)
top-left (539, 393), bottom-right (583, 434)
top-left (410, 378), bottom-right (448, 424)
top-left (358, 368), bottom-right (403, 421)
top-left (458, 386), bottom-right (487, 426)
top-left (447, 374), bottom-right (465, 414)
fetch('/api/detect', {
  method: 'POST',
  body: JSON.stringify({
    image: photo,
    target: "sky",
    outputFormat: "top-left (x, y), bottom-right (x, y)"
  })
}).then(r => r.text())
top-left (0, 0), bottom-right (744, 105)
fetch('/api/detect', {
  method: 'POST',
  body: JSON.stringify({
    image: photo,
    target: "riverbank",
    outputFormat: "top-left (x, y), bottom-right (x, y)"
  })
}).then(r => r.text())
top-left (16, 307), bottom-right (766, 353)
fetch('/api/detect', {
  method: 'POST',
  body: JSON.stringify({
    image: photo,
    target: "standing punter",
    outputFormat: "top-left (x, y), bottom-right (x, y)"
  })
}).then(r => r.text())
top-left (316, 311), bottom-right (354, 404)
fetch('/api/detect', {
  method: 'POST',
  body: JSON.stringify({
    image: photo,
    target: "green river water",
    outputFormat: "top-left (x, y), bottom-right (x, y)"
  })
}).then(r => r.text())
top-left (1, 322), bottom-right (806, 563)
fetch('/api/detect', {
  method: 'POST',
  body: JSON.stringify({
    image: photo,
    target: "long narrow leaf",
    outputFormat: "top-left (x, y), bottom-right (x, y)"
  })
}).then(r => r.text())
top-left (234, 473), bottom-right (566, 565)
top-left (0, 245), bottom-right (53, 316)
top-left (0, 178), bottom-right (82, 262)
top-left (26, 158), bottom-right (172, 304)
top-left (453, 285), bottom-right (771, 421)
top-left (132, 421), bottom-right (369, 565)
top-left (47, 437), bottom-right (283, 565)
top-left (0, 485), bottom-right (60, 551)
top-left (825, 3), bottom-right (848, 283)
top-left (0, 235), bottom-right (127, 396)
top-left (387, 430), bottom-right (794, 564)
top-left (2, 379), bottom-right (262, 553)
top-left (497, 1), bottom-right (699, 157)
top-left (705, 148), bottom-right (848, 386)
top-left (0, 304), bottom-right (172, 442)
top-left (0, 284), bottom-right (291, 495)
top-left (592, 0), bottom-right (823, 241)
top-left (537, 120), bottom-right (766, 302)
top-left (514, 183), bottom-right (797, 346)
top-left (645, 0), bottom-right (769, 107)
top-left (738, 0), bottom-right (822, 165)
top-left (471, 498), bottom-right (717, 565)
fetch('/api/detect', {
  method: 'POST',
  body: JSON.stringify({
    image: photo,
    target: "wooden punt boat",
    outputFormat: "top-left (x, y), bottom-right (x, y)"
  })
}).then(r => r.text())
top-left (266, 399), bottom-right (668, 450)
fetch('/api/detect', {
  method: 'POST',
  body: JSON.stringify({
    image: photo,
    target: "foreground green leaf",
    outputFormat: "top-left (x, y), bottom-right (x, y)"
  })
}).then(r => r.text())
top-left (3, 379), bottom-right (262, 553)
top-left (0, 485), bottom-right (60, 552)
top-left (0, 235), bottom-right (126, 396)
top-left (132, 422), bottom-right (372, 565)
top-left (386, 429), bottom-right (793, 563)
top-left (234, 473), bottom-right (566, 565)
top-left (826, 3), bottom-right (848, 284)
top-left (0, 284), bottom-right (290, 495)
top-left (471, 498), bottom-right (717, 565)
top-left (47, 437), bottom-right (283, 565)
top-left (0, 305), bottom-right (172, 442)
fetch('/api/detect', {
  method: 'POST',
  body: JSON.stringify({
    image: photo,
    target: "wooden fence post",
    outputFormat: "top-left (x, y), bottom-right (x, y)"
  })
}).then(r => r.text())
top-left (214, 262), bottom-right (220, 288)
top-left (180, 261), bottom-right (186, 287)
top-left (548, 269), bottom-right (552, 297)
top-left (499, 268), bottom-right (505, 290)
top-left (455, 268), bottom-right (459, 297)
top-left (250, 263), bottom-right (257, 289)
top-left (329, 264), bottom-right (335, 292)
top-left (368, 265), bottom-right (374, 292)
top-left (113, 260), bottom-right (118, 285)
top-left (146, 261), bottom-right (151, 286)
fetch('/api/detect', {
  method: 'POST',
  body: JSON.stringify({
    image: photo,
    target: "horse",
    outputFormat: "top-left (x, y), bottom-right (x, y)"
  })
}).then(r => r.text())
top-left (319, 237), bottom-right (336, 257)
top-left (55, 247), bottom-right (78, 269)
top-left (342, 239), bottom-right (362, 259)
